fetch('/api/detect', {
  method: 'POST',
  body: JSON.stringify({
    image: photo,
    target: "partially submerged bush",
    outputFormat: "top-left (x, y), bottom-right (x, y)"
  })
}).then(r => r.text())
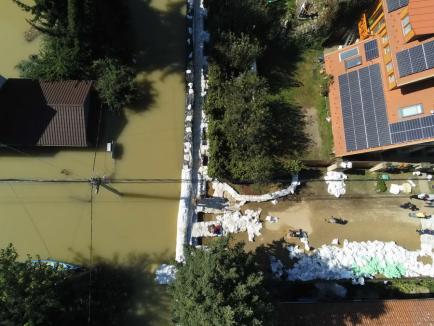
top-left (375, 177), bottom-right (387, 193)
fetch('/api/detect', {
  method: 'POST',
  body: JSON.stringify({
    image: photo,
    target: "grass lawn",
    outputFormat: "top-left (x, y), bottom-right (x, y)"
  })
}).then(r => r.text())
top-left (279, 49), bottom-right (334, 160)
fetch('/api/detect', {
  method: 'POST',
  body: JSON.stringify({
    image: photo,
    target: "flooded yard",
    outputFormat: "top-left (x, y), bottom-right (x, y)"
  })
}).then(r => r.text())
top-left (0, 0), bottom-right (185, 263)
top-left (233, 177), bottom-right (434, 253)
top-left (0, 0), bottom-right (40, 78)
top-left (237, 197), bottom-right (424, 252)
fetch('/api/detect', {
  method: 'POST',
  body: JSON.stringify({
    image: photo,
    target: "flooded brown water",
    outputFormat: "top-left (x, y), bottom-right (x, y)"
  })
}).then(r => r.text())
top-left (0, 0), bottom-right (185, 263)
top-left (0, 0), bottom-right (40, 77)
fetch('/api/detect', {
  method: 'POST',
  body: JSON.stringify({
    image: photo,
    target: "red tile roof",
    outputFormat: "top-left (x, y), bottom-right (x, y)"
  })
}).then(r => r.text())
top-left (324, 0), bottom-right (434, 156)
top-left (408, 0), bottom-right (434, 36)
top-left (279, 299), bottom-right (434, 325)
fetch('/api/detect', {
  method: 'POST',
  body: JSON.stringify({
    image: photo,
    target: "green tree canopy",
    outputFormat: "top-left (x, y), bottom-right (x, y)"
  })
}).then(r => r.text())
top-left (213, 32), bottom-right (263, 74)
top-left (13, 0), bottom-right (133, 109)
top-left (170, 237), bottom-right (274, 326)
top-left (17, 38), bottom-right (83, 80)
top-left (0, 244), bottom-right (71, 325)
top-left (93, 58), bottom-right (141, 111)
top-left (12, 0), bottom-right (70, 36)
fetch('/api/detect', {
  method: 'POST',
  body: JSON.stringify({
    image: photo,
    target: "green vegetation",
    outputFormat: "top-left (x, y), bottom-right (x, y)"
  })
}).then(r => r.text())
top-left (205, 0), bottom-right (309, 183)
top-left (277, 49), bottom-right (333, 159)
top-left (0, 244), bottom-right (170, 325)
top-left (389, 278), bottom-right (434, 294)
top-left (12, 0), bottom-right (140, 112)
top-left (0, 244), bottom-right (71, 325)
top-left (93, 58), bottom-right (140, 111)
top-left (170, 237), bottom-right (274, 326)
top-left (376, 177), bottom-right (388, 193)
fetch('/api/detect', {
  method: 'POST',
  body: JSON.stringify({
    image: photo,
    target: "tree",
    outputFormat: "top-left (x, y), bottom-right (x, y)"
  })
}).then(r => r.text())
top-left (13, 0), bottom-right (129, 80)
top-left (0, 244), bottom-right (71, 325)
top-left (12, 0), bottom-right (70, 36)
top-left (170, 237), bottom-right (274, 326)
top-left (93, 58), bottom-right (140, 111)
top-left (206, 72), bottom-right (280, 182)
top-left (281, 159), bottom-right (304, 174)
top-left (213, 32), bottom-right (263, 73)
top-left (17, 38), bottom-right (84, 80)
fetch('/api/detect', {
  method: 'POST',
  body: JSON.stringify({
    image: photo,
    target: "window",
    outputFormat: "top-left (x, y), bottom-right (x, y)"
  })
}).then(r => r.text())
top-left (339, 47), bottom-right (359, 61)
top-left (403, 23), bottom-right (412, 36)
top-left (373, 19), bottom-right (385, 33)
top-left (382, 34), bottom-right (389, 44)
top-left (386, 61), bottom-right (393, 72)
top-left (384, 45), bottom-right (391, 55)
top-left (401, 14), bottom-right (412, 36)
top-left (388, 74), bottom-right (396, 84)
top-left (344, 56), bottom-right (362, 69)
top-left (400, 104), bottom-right (423, 118)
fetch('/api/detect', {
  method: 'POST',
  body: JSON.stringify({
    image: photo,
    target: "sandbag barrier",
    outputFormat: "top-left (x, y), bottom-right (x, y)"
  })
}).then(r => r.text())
top-left (175, 0), bottom-right (208, 262)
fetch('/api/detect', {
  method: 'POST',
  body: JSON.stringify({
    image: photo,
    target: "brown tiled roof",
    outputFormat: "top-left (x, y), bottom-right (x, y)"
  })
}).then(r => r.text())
top-left (40, 80), bottom-right (92, 105)
top-left (37, 104), bottom-right (88, 146)
top-left (408, 0), bottom-right (434, 36)
top-left (0, 79), bottom-right (92, 147)
top-left (279, 299), bottom-right (434, 325)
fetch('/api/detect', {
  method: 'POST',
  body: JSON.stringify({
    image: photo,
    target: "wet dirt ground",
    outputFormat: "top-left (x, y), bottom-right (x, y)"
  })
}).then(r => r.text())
top-left (234, 190), bottom-right (433, 253)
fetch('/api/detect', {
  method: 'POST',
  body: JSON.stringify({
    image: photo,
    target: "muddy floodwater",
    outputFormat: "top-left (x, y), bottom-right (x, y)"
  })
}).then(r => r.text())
top-left (0, 0), bottom-right (185, 263)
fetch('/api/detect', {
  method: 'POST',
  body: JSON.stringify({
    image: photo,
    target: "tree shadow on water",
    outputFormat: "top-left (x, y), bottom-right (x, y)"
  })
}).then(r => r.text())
top-left (127, 0), bottom-right (186, 79)
top-left (62, 252), bottom-right (172, 326)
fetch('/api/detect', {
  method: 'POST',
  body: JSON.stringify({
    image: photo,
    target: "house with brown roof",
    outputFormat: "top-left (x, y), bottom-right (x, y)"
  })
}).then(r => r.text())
top-left (0, 78), bottom-right (93, 147)
top-left (279, 299), bottom-right (434, 325)
top-left (324, 0), bottom-right (434, 158)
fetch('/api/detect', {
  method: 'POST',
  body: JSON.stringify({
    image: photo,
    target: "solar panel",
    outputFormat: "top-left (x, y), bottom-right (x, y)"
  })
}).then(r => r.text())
top-left (387, 0), bottom-right (408, 12)
top-left (397, 41), bottom-right (434, 77)
top-left (391, 131), bottom-right (407, 143)
top-left (409, 45), bottom-right (427, 73)
top-left (422, 127), bottom-right (434, 138)
top-left (338, 74), bottom-right (357, 152)
top-left (396, 49), bottom-right (412, 77)
top-left (345, 56), bottom-right (362, 69)
top-left (421, 115), bottom-right (434, 127)
top-left (407, 129), bottom-right (423, 141)
top-left (369, 65), bottom-right (391, 146)
top-left (364, 40), bottom-right (379, 61)
top-left (337, 60), bottom-right (434, 153)
top-left (338, 64), bottom-right (392, 152)
top-left (389, 113), bottom-right (434, 145)
top-left (424, 41), bottom-right (434, 69)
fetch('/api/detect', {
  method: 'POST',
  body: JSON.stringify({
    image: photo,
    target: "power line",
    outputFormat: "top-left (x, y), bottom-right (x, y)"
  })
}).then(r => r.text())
top-left (0, 177), bottom-right (430, 184)
top-left (0, 143), bottom-right (90, 179)
top-left (7, 182), bottom-right (52, 257)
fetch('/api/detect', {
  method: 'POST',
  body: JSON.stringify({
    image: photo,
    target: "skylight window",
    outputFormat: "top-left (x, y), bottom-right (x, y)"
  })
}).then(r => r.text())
top-left (400, 104), bottom-right (423, 118)
top-left (339, 47), bottom-right (359, 61)
top-left (344, 56), bottom-right (362, 69)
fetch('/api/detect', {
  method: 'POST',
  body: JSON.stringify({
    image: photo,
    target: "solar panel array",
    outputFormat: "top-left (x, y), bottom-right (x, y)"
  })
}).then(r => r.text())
top-left (390, 115), bottom-right (434, 144)
top-left (364, 40), bottom-right (379, 61)
top-left (396, 40), bottom-right (434, 78)
top-left (386, 0), bottom-right (409, 12)
top-left (338, 64), bottom-right (391, 152)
